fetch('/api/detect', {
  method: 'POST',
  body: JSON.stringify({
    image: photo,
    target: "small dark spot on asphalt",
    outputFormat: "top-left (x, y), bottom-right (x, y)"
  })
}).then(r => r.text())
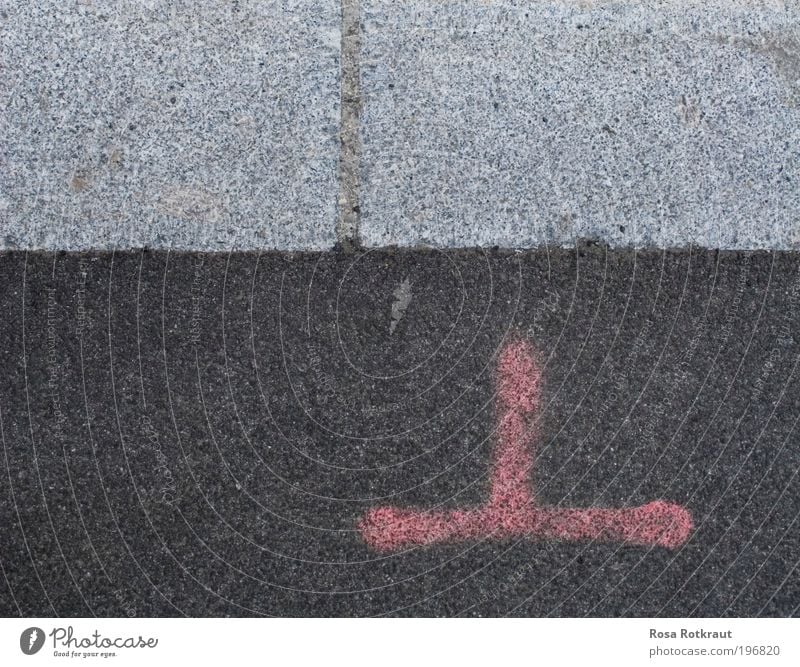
top-left (619, 225), bottom-right (626, 233)
top-left (169, 96), bottom-right (177, 104)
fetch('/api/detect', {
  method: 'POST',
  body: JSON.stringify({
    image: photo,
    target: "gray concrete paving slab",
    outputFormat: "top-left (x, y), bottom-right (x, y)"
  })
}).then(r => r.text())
top-left (359, 0), bottom-right (800, 249)
top-left (1, 0), bottom-right (340, 250)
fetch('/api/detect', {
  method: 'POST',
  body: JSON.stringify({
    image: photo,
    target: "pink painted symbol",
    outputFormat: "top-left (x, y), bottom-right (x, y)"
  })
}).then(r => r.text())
top-left (359, 337), bottom-right (693, 552)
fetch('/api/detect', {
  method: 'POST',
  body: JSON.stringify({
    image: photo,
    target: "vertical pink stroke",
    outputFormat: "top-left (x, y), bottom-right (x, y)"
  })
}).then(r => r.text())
top-left (359, 337), bottom-right (693, 551)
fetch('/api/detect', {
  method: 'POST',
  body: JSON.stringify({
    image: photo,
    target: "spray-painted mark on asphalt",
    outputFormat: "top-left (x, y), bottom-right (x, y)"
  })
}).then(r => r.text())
top-left (359, 337), bottom-right (693, 551)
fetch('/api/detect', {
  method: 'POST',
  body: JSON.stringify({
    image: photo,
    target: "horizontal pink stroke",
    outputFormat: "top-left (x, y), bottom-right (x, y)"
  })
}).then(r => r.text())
top-left (359, 338), bottom-right (693, 552)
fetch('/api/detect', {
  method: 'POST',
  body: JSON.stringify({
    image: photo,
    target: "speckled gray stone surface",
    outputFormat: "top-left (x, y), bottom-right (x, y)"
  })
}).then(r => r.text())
top-left (360, 0), bottom-right (800, 249)
top-left (1, 0), bottom-right (340, 250)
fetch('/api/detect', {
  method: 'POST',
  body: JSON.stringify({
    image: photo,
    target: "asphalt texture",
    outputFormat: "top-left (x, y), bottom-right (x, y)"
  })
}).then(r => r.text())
top-left (1, 247), bottom-right (799, 617)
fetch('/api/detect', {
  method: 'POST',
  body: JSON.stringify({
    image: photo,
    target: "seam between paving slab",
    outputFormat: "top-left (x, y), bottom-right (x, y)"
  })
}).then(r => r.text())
top-left (337, 0), bottom-right (363, 251)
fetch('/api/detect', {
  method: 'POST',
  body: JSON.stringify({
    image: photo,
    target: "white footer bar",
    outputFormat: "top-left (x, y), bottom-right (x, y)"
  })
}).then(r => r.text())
top-left (1, 618), bottom-right (796, 666)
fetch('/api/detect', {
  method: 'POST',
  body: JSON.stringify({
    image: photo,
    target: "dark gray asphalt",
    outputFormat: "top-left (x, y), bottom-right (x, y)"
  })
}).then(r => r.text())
top-left (0, 247), bottom-right (798, 617)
